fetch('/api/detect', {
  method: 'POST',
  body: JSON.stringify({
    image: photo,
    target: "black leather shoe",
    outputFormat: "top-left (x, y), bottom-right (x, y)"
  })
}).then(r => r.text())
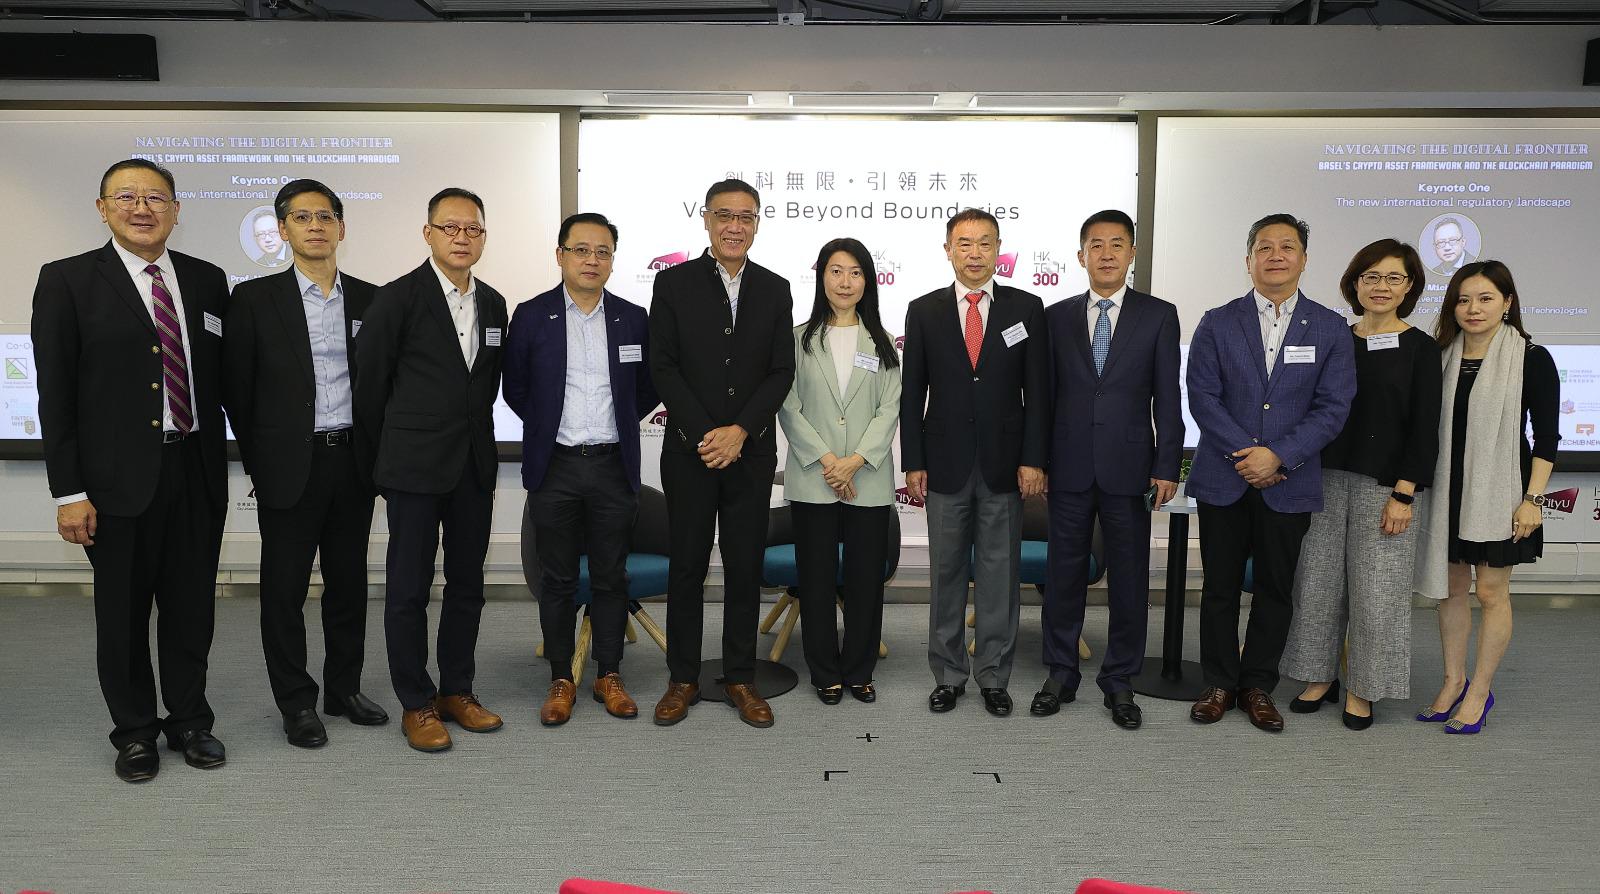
top-left (847, 683), bottom-right (876, 703)
top-left (1029, 686), bottom-right (1077, 716)
top-left (114, 740), bottom-right (159, 783)
top-left (1104, 690), bottom-right (1143, 730)
top-left (981, 687), bottom-right (1013, 717)
top-left (928, 683), bottom-right (966, 713)
top-left (167, 730), bottom-right (226, 770)
top-left (283, 708), bottom-right (329, 748)
top-left (816, 685), bottom-right (844, 705)
top-left (326, 692), bottom-right (390, 726)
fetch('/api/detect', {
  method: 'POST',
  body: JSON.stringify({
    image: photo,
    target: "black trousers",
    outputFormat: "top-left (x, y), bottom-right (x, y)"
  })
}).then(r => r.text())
top-left (1043, 485), bottom-right (1150, 696)
top-left (84, 437), bottom-right (223, 749)
top-left (791, 500), bottom-right (890, 688)
top-left (528, 450), bottom-right (636, 680)
top-left (256, 440), bottom-right (375, 715)
top-left (662, 449), bottom-right (776, 685)
top-left (1197, 488), bottom-right (1311, 692)
top-left (382, 465), bottom-right (493, 710)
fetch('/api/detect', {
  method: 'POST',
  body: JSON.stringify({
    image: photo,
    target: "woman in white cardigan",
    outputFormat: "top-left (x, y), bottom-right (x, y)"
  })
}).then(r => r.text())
top-left (1417, 261), bottom-right (1559, 735)
top-left (778, 238), bottom-right (902, 704)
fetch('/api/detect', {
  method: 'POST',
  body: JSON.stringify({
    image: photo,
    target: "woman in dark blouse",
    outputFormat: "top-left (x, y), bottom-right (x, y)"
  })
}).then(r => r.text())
top-left (1281, 239), bottom-right (1441, 730)
top-left (1415, 260), bottom-right (1559, 735)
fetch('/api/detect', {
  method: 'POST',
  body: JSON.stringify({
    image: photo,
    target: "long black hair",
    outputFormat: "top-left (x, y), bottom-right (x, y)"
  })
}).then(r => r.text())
top-left (801, 237), bottom-right (899, 369)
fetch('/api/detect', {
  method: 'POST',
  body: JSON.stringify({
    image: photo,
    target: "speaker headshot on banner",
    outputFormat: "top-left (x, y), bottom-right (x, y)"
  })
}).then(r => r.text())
top-left (243, 206), bottom-right (292, 269)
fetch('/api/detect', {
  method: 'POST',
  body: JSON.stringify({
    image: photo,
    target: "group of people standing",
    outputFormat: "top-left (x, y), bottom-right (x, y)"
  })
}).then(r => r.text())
top-left (32, 159), bottom-right (1555, 784)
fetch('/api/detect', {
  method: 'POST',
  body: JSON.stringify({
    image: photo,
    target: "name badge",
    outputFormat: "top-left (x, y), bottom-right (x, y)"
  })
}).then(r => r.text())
top-left (853, 351), bottom-right (880, 373)
top-left (1002, 321), bottom-right (1029, 348)
top-left (203, 311), bottom-right (222, 337)
top-left (1284, 345), bottom-right (1316, 364)
top-left (351, 320), bottom-right (362, 337)
top-left (1365, 332), bottom-right (1400, 351)
top-left (485, 327), bottom-right (503, 347)
top-left (619, 344), bottom-right (643, 364)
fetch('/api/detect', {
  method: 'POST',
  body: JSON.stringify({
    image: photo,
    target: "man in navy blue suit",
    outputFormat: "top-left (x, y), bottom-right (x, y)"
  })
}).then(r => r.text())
top-left (1184, 213), bottom-right (1355, 732)
top-left (1035, 210), bottom-right (1182, 730)
top-left (504, 212), bottom-right (658, 727)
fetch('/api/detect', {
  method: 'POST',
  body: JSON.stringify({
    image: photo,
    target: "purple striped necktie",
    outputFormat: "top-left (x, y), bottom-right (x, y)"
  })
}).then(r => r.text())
top-left (145, 263), bottom-right (193, 434)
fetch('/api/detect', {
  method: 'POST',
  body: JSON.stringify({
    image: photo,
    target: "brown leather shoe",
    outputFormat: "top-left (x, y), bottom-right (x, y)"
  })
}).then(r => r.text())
top-left (653, 682), bottom-right (700, 726)
top-left (402, 704), bottom-right (452, 752)
top-left (723, 682), bottom-right (775, 729)
top-left (592, 673), bottom-right (639, 719)
top-left (1237, 687), bottom-right (1285, 732)
top-left (1189, 686), bottom-right (1236, 724)
top-left (540, 679), bottom-right (577, 726)
top-left (435, 693), bottom-right (503, 732)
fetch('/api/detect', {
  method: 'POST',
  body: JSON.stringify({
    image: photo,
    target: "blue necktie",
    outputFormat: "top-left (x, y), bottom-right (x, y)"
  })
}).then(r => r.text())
top-left (1092, 298), bottom-right (1114, 376)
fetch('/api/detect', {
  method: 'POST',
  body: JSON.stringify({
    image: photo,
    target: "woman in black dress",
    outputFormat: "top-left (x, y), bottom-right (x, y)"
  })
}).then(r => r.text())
top-left (1417, 261), bottom-right (1559, 735)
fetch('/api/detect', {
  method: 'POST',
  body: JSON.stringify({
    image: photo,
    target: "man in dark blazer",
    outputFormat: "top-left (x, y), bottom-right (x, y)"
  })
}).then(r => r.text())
top-left (648, 178), bottom-right (795, 729)
top-left (901, 208), bottom-right (1050, 717)
top-left (224, 179), bottom-right (388, 750)
top-left (32, 159), bottom-right (229, 782)
top-left (1185, 212), bottom-right (1355, 732)
top-left (354, 187), bottom-right (508, 753)
top-left (504, 212), bottom-right (658, 727)
top-left (1035, 210), bottom-right (1183, 730)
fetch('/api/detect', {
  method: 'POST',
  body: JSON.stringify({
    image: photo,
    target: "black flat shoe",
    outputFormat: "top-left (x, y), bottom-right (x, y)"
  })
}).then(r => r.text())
top-left (847, 683), bottom-right (876, 703)
top-left (283, 708), bottom-right (329, 748)
top-left (1342, 709), bottom-right (1375, 731)
top-left (929, 683), bottom-right (965, 713)
top-left (816, 685), bottom-right (844, 705)
top-left (980, 687), bottom-right (1013, 717)
top-left (1104, 690), bottom-right (1143, 730)
top-left (114, 740), bottom-right (159, 783)
top-left (1289, 679), bottom-right (1341, 714)
top-left (167, 730), bottom-right (226, 770)
top-left (326, 692), bottom-right (390, 726)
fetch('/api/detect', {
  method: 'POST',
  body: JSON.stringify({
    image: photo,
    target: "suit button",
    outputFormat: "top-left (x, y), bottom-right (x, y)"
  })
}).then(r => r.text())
top-left (1252, 437), bottom-right (1260, 443)
top-left (838, 417), bottom-right (846, 426)
top-left (727, 387), bottom-right (735, 396)
top-left (724, 327), bottom-right (732, 335)
top-left (150, 383), bottom-right (159, 391)
top-left (150, 419), bottom-right (160, 428)
top-left (725, 358), bottom-right (731, 366)
top-left (151, 345), bottom-right (159, 354)
top-left (1263, 403), bottom-right (1271, 410)
top-left (972, 376), bottom-right (980, 382)
top-left (306, 402), bottom-right (312, 408)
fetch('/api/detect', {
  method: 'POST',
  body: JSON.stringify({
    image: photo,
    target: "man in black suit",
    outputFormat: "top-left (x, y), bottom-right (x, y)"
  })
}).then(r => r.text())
top-left (902, 208), bottom-right (1050, 717)
top-left (648, 178), bottom-right (795, 729)
top-left (224, 179), bottom-right (389, 749)
top-left (1034, 209), bottom-right (1183, 730)
top-left (32, 159), bottom-right (229, 782)
top-left (354, 187), bottom-right (508, 753)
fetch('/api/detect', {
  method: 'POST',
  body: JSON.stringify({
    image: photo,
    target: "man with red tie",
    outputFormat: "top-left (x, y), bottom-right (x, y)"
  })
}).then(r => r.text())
top-left (33, 159), bottom-right (231, 782)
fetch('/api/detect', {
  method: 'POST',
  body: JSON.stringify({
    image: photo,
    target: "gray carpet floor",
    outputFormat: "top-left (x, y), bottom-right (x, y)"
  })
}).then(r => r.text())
top-left (1, 593), bottom-right (1596, 894)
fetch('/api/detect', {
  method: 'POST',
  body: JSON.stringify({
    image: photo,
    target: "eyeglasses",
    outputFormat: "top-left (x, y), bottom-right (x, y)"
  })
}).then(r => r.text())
top-left (287, 210), bottom-right (341, 226)
top-left (1434, 237), bottom-right (1464, 248)
top-left (709, 210), bottom-right (758, 226)
top-left (561, 245), bottom-right (614, 262)
top-left (430, 222), bottom-right (486, 239)
top-left (1358, 272), bottom-right (1411, 287)
top-left (102, 191), bottom-right (173, 212)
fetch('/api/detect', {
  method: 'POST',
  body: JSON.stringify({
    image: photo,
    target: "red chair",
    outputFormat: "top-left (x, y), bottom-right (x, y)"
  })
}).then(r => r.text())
top-left (1075, 879), bottom-right (1192, 894)
top-left (559, 879), bottom-right (686, 894)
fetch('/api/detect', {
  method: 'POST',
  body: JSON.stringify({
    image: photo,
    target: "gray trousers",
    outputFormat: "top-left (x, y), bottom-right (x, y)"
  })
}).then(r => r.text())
top-left (1281, 469), bottom-right (1418, 701)
top-left (926, 465), bottom-right (1022, 689)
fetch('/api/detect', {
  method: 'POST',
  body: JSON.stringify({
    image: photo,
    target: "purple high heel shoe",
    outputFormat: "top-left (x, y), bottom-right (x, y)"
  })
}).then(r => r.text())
top-left (1444, 691), bottom-right (1494, 735)
top-left (1415, 679), bottom-right (1469, 722)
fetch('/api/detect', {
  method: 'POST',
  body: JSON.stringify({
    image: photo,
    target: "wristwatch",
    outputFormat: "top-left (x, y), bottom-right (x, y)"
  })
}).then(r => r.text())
top-left (1523, 492), bottom-right (1547, 507)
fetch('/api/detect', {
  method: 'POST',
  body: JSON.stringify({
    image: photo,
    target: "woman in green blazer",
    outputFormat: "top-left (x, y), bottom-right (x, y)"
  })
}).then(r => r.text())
top-left (778, 237), bottom-right (903, 704)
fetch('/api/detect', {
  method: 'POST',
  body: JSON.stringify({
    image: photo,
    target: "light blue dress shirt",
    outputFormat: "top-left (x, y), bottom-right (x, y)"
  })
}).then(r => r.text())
top-left (556, 287), bottom-right (619, 446)
top-left (295, 267), bottom-right (353, 431)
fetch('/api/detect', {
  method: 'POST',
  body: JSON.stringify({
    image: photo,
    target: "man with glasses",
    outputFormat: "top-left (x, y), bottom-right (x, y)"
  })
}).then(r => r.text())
top-left (32, 158), bottom-right (230, 782)
top-left (649, 178), bottom-right (795, 728)
top-left (1428, 216), bottom-right (1475, 277)
top-left (224, 179), bottom-right (388, 750)
top-left (249, 209), bottom-right (291, 268)
top-left (504, 212), bottom-right (658, 726)
top-left (355, 187), bottom-right (509, 752)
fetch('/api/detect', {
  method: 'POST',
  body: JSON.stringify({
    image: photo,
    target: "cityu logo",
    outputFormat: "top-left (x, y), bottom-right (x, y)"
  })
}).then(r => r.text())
top-left (994, 252), bottom-right (1019, 279)
top-left (894, 486), bottom-right (925, 509)
top-left (648, 409), bottom-right (669, 427)
top-left (1542, 487), bottom-right (1579, 513)
top-left (648, 251), bottom-right (691, 271)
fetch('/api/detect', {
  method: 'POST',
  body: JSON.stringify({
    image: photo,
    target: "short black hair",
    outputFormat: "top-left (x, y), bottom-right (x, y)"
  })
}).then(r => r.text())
top-left (428, 187), bottom-right (485, 220)
top-left (1246, 213), bottom-right (1309, 254)
top-left (1434, 215), bottom-right (1465, 235)
top-left (945, 207), bottom-right (1000, 240)
top-left (250, 209), bottom-right (278, 229)
top-left (705, 178), bottom-right (759, 208)
top-left (1079, 209), bottom-right (1135, 245)
top-left (558, 212), bottom-right (619, 247)
top-left (1339, 238), bottom-right (1426, 319)
top-left (99, 158), bottom-right (175, 198)
top-left (274, 178), bottom-right (343, 221)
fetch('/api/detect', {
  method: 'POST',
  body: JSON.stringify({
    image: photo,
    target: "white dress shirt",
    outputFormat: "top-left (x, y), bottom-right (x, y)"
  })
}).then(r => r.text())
top-left (715, 258), bottom-right (746, 327)
top-left (1085, 285), bottom-right (1127, 343)
top-left (953, 278), bottom-right (994, 334)
top-left (826, 324), bottom-right (858, 396)
top-left (555, 288), bottom-right (620, 447)
top-left (430, 258), bottom-right (479, 368)
top-left (1254, 289), bottom-right (1300, 378)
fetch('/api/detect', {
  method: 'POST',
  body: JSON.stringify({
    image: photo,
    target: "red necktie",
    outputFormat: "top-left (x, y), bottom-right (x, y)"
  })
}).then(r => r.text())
top-left (964, 291), bottom-right (984, 369)
top-left (147, 264), bottom-right (193, 433)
